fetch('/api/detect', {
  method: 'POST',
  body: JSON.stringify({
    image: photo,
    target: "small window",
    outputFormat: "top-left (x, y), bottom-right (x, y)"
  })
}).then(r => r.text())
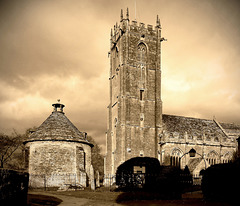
top-left (140, 90), bottom-right (144, 100)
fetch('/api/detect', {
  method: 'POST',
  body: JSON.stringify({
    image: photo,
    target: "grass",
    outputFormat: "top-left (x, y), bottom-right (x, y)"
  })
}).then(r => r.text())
top-left (28, 188), bottom-right (237, 206)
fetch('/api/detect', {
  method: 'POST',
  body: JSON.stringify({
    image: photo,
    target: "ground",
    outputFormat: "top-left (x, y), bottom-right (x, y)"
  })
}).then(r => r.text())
top-left (27, 188), bottom-right (237, 206)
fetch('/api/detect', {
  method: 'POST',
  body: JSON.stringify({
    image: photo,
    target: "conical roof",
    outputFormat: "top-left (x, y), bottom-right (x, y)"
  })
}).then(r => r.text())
top-left (25, 101), bottom-right (92, 146)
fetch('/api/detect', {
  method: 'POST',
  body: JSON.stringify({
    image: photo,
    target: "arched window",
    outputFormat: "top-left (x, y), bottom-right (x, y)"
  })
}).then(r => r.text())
top-left (222, 152), bottom-right (232, 164)
top-left (137, 43), bottom-right (147, 63)
top-left (137, 43), bottom-right (147, 89)
top-left (206, 151), bottom-right (218, 165)
top-left (170, 148), bottom-right (183, 167)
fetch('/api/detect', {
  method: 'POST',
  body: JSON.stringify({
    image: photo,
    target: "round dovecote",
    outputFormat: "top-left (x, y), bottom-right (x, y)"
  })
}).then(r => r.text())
top-left (24, 101), bottom-right (93, 188)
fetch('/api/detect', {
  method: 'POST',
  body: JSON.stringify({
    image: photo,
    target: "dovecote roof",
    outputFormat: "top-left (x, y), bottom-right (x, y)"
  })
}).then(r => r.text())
top-left (24, 102), bottom-right (93, 147)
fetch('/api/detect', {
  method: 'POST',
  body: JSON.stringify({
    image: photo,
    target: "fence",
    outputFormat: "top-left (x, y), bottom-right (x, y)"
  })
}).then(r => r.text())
top-left (104, 173), bottom-right (200, 189)
top-left (192, 177), bottom-right (202, 185)
top-left (29, 172), bottom-right (87, 190)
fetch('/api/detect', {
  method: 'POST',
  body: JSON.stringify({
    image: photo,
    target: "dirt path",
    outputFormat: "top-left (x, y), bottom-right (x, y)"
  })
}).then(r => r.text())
top-left (28, 191), bottom-right (124, 206)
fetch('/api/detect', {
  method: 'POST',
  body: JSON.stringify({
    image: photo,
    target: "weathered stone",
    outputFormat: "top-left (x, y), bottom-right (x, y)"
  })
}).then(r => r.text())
top-left (90, 165), bottom-right (95, 190)
top-left (104, 10), bottom-right (240, 183)
top-left (105, 9), bottom-right (162, 181)
top-left (24, 102), bottom-right (93, 188)
top-left (96, 170), bottom-right (100, 188)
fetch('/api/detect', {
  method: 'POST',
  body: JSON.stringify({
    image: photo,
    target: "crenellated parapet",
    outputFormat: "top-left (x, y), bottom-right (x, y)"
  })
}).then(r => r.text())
top-left (110, 8), bottom-right (161, 50)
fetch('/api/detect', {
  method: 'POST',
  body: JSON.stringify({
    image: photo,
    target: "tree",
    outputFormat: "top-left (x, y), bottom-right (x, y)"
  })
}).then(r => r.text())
top-left (87, 136), bottom-right (104, 178)
top-left (0, 131), bottom-right (24, 169)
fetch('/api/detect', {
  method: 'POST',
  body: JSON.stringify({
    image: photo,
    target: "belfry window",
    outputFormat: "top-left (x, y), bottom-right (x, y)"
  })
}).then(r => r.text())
top-left (137, 43), bottom-right (147, 63)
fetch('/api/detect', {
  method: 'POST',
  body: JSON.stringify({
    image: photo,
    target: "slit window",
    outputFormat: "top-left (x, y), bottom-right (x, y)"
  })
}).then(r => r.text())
top-left (140, 90), bottom-right (144, 100)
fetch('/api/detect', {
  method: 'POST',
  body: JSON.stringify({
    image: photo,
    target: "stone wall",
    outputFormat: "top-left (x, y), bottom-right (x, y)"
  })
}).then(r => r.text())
top-left (105, 15), bottom-right (162, 177)
top-left (26, 140), bottom-right (91, 188)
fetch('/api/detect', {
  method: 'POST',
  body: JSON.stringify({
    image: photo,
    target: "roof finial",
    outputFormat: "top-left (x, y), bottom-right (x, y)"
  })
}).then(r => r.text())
top-left (120, 9), bottom-right (123, 21)
top-left (52, 100), bottom-right (65, 113)
top-left (126, 7), bottom-right (129, 20)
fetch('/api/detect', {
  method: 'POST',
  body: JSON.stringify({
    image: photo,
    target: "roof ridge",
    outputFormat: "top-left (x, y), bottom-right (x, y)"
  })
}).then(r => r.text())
top-left (162, 113), bottom-right (212, 122)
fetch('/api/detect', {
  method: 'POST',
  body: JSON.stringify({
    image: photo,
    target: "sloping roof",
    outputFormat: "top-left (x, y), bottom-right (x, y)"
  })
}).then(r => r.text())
top-left (219, 122), bottom-right (240, 138)
top-left (25, 111), bottom-right (92, 145)
top-left (187, 158), bottom-right (202, 173)
top-left (162, 114), bottom-right (226, 137)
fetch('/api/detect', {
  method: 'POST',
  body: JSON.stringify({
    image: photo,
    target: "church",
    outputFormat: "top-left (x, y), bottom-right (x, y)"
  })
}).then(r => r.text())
top-left (104, 9), bottom-right (240, 183)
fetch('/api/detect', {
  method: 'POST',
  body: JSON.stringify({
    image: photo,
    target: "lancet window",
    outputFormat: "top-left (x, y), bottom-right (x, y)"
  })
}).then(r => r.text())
top-left (137, 43), bottom-right (147, 89)
top-left (170, 148), bottom-right (183, 167)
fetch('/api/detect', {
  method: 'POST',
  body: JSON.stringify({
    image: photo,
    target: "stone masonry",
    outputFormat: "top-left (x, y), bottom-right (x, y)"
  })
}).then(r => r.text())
top-left (105, 9), bottom-right (163, 178)
top-left (24, 101), bottom-right (93, 188)
top-left (104, 9), bottom-right (240, 183)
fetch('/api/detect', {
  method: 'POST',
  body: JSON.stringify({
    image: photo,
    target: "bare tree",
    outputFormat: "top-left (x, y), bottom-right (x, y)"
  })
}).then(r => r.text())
top-left (0, 131), bottom-right (24, 169)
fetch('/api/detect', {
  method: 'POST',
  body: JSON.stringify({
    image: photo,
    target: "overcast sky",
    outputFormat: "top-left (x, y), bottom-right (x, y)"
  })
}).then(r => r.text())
top-left (0, 0), bottom-right (240, 152)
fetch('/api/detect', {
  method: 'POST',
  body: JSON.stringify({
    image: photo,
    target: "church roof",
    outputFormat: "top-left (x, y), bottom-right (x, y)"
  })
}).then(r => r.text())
top-left (162, 114), bottom-right (226, 137)
top-left (25, 101), bottom-right (92, 146)
top-left (218, 122), bottom-right (240, 138)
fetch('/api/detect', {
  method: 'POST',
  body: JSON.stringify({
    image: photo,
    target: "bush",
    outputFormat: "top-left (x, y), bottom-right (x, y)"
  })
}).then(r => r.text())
top-left (0, 169), bottom-right (29, 205)
top-left (202, 159), bottom-right (240, 203)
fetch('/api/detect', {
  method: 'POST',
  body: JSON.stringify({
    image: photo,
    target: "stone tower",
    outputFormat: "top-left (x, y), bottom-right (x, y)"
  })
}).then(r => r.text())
top-left (105, 9), bottom-right (164, 177)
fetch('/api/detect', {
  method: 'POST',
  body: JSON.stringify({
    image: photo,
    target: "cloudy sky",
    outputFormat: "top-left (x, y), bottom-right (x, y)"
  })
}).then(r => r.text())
top-left (0, 0), bottom-right (240, 152)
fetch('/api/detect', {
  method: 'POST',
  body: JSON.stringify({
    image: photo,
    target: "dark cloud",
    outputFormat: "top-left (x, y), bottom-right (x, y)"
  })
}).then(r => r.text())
top-left (0, 0), bottom-right (240, 151)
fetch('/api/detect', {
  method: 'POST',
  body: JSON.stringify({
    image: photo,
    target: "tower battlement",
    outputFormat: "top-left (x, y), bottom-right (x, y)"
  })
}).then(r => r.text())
top-left (110, 9), bottom-right (161, 47)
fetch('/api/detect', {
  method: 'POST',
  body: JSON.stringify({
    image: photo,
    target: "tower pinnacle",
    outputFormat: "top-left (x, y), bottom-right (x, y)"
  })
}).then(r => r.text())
top-left (120, 9), bottom-right (123, 21)
top-left (126, 7), bottom-right (129, 20)
top-left (156, 15), bottom-right (161, 28)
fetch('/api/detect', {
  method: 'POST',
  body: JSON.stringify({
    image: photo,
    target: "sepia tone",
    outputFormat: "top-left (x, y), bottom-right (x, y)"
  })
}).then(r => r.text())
top-left (24, 101), bottom-right (93, 188)
top-left (104, 9), bottom-right (240, 182)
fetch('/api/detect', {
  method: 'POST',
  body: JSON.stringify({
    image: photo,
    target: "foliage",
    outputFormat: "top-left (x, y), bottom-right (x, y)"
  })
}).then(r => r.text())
top-left (87, 136), bottom-right (104, 177)
top-left (202, 161), bottom-right (240, 203)
top-left (0, 131), bottom-right (24, 169)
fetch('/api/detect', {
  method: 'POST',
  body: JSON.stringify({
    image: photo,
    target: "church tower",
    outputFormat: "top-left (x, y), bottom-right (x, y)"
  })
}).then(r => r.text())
top-left (105, 9), bottom-right (164, 178)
